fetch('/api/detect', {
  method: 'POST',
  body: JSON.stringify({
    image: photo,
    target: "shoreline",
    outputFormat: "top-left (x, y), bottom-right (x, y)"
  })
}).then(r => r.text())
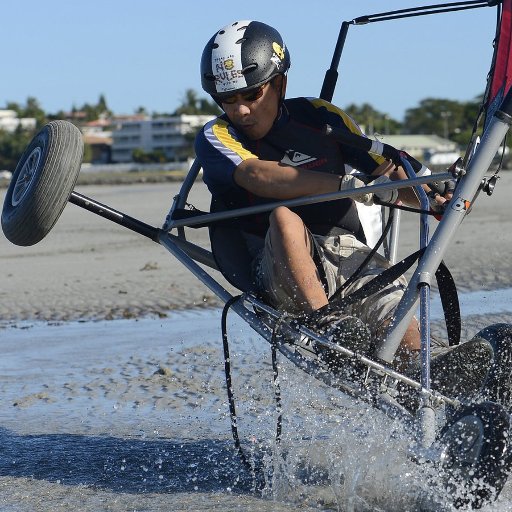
top-left (3, 175), bottom-right (512, 325)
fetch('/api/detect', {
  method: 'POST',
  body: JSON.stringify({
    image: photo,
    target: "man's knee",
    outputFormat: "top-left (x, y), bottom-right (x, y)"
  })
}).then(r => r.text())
top-left (269, 206), bottom-right (298, 228)
top-left (269, 207), bottom-right (308, 243)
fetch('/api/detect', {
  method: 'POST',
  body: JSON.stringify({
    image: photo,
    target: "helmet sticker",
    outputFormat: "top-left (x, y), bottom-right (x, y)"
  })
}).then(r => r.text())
top-left (211, 21), bottom-right (250, 93)
top-left (271, 42), bottom-right (285, 69)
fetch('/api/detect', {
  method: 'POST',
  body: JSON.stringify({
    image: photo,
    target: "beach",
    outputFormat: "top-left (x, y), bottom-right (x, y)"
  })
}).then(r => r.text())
top-left (4, 174), bottom-right (512, 325)
top-left (2, 177), bottom-right (512, 510)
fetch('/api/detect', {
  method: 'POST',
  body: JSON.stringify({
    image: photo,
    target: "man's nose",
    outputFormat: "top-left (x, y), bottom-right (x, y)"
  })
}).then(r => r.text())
top-left (233, 102), bottom-right (251, 115)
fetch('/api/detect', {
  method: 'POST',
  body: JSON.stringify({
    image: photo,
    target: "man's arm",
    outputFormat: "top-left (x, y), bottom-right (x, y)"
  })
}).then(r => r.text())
top-left (233, 158), bottom-right (341, 199)
top-left (234, 157), bottom-right (453, 208)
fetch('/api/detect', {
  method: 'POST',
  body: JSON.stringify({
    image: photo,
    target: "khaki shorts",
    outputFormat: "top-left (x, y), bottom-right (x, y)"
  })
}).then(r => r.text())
top-left (253, 230), bottom-right (407, 338)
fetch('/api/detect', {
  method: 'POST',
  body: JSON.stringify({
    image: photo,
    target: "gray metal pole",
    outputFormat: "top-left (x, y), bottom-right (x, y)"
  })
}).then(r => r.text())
top-left (376, 108), bottom-right (512, 362)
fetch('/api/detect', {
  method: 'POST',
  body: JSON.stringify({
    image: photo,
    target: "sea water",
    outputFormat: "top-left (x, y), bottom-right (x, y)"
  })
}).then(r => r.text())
top-left (1, 290), bottom-right (512, 511)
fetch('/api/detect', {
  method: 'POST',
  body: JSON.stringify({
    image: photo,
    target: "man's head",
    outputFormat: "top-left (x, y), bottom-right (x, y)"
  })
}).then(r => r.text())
top-left (200, 20), bottom-right (290, 139)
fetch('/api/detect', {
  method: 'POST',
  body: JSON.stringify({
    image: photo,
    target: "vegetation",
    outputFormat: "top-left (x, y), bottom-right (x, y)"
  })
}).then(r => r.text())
top-left (132, 147), bottom-right (167, 163)
top-left (172, 89), bottom-right (221, 116)
top-left (344, 102), bottom-right (402, 135)
top-left (0, 127), bottom-right (34, 171)
top-left (403, 96), bottom-right (482, 148)
top-left (51, 93), bottom-right (112, 123)
top-left (343, 96), bottom-right (484, 150)
top-left (0, 90), bottom-right (496, 171)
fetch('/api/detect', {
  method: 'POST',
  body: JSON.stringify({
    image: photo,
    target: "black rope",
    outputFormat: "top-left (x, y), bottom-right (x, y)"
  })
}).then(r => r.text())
top-left (376, 200), bottom-right (437, 216)
top-left (329, 208), bottom-right (395, 303)
top-left (269, 314), bottom-right (292, 445)
top-left (221, 296), bottom-right (288, 470)
top-left (221, 294), bottom-right (252, 471)
top-left (315, 247), bottom-right (461, 346)
top-left (353, 1), bottom-right (493, 25)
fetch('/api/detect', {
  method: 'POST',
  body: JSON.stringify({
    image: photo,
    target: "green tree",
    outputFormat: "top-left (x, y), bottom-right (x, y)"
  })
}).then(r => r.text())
top-left (0, 127), bottom-right (34, 171)
top-left (22, 96), bottom-right (47, 127)
top-left (5, 97), bottom-right (47, 128)
top-left (74, 94), bottom-right (112, 122)
top-left (172, 89), bottom-right (220, 115)
top-left (5, 101), bottom-right (22, 115)
top-left (97, 94), bottom-right (108, 114)
top-left (198, 98), bottom-right (221, 115)
top-left (403, 96), bottom-right (484, 148)
top-left (404, 99), bottom-right (462, 136)
top-left (132, 148), bottom-right (166, 163)
top-left (134, 106), bottom-right (148, 116)
top-left (343, 103), bottom-right (402, 135)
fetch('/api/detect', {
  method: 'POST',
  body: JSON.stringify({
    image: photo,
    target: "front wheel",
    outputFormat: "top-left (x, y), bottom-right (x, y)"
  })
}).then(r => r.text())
top-left (1, 120), bottom-right (83, 246)
top-left (438, 401), bottom-right (511, 509)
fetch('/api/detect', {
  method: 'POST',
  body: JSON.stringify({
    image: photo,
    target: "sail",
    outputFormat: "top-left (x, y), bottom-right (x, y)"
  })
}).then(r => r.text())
top-left (485, 0), bottom-right (512, 128)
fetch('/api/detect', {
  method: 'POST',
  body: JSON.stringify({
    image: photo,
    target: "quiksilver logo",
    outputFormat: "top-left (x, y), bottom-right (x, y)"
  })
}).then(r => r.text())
top-left (281, 150), bottom-right (317, 167)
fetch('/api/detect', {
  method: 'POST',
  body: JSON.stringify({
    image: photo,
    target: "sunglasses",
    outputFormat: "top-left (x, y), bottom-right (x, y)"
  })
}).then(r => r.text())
top-left (216, 81), bottom-right (270, 105)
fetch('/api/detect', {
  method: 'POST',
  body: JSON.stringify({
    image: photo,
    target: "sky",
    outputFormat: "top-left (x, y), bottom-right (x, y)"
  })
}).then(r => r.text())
top-left (1, 1), bottom-right (499, 122)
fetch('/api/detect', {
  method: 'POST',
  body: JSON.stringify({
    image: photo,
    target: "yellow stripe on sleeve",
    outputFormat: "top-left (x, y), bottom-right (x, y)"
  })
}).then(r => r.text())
top-left (309, 98), bottom-right (363, 135)
top-left (212, 120), bottom-right (257, 161)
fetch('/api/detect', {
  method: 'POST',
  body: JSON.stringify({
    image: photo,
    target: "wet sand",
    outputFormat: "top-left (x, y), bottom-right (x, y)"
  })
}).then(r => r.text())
top-left (2, 176), bottom-right (512, 510)
top-left (3, 175), bottom-right (512, 323)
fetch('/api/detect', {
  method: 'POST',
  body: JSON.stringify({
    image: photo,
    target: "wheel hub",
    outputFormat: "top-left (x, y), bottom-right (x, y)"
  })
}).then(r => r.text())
top-left (12, 146), bottom-right (43, 207)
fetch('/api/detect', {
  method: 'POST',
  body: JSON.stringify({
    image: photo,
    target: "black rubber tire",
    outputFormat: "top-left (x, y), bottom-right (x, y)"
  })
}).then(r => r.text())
top-left (474, 323), bottom-right (512, 411)
top-left (1, 120), bottom-right (83, 246)
top-left (440, 401), bottom-right (511, 509)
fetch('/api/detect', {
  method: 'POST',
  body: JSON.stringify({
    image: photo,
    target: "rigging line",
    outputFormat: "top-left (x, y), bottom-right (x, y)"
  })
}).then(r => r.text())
top-left (353, 1), bottom-right (493, 25)
top-left (270, 315), bottom-right (293, 445)
top-left (221, 295), bottom-right (252, 471)
top-left (328, 208), bottom-right (395, 304)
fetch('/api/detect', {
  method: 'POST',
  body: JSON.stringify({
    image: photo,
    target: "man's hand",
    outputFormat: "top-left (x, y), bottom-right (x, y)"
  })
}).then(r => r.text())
top-left (427, 179), bottom-right (455, 212)
top-left (371, 175), bottom-right (399, 204)
top-left (370, 161), bottom-right (402, 204)
top-left (370, 159), bottom-right (456, 209)
top-left (339, 175), bottom-right (373, 204)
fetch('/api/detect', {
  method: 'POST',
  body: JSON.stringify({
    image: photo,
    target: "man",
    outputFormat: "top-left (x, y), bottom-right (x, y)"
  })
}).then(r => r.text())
top-left (195, 20), bottom-right (493, 398)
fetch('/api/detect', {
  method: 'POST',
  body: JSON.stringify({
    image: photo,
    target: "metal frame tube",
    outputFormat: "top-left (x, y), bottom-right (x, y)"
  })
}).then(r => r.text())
top-left (377, 106), bottom-right (512, 362)
top-left (166, 173), bottom-right (453, 230)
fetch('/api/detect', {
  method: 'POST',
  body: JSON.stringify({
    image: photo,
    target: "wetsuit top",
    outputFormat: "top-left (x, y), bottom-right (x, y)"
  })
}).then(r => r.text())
top-left (194, 97), bottom-right (385, 243)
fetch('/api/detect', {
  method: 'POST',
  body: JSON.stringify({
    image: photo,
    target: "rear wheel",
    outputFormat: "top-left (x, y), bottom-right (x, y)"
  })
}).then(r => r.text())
top-left (474, 323), bottom-right (512, 410)
top-left (439, 401), bottom-right (511, 509)
top-left (1, 120), bottom-right (83, 246)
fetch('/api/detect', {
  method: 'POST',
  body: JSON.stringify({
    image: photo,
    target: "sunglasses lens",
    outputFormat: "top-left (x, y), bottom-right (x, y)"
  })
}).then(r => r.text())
top-left (217, 80), bottom-right (272, 105)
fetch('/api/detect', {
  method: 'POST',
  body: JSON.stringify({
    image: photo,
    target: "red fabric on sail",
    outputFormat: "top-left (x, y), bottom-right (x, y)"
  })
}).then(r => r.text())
top-left (486, 0), bottom-right (512, 126)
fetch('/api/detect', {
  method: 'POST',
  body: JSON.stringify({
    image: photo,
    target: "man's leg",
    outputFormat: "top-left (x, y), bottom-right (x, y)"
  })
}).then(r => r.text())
top-left (266, 207), bottom-right (420, 358)
top-left (268, 206), bottom-right (328, 313)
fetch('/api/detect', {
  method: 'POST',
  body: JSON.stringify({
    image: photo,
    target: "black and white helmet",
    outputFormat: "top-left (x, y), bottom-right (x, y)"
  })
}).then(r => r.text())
top-left (200, 20), bottom-right (290, 99)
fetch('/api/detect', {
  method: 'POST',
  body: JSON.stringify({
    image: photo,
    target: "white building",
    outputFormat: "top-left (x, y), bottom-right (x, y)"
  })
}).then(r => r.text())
top-left (111, 114), bottom-right (215, 163)
top-left (0, 110), bottom-right (36, 132)
top-left (376, 134), bottom-right (460, 167)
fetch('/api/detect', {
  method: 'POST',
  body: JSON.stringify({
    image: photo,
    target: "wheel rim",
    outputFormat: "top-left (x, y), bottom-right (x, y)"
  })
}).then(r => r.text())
top-left (11, 146), bottom-right (43, 207)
